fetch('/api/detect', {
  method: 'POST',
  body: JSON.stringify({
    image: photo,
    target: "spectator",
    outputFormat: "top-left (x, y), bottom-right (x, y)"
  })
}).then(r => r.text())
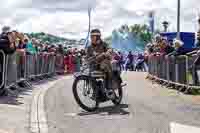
top-left (25, 37), bottom-right (37, 55)
top-left (67, 51), bottom-right (75, 74)
top-left (157, 37), bottom-right (174, 55)
top-left (16, 33), bottom-right (26, 50)
top-left (196, 31), bottom-right (200, 48)
top-left (42, 44), bottom-right (48, 53)
top-left (113, 51), bottom-right (120, 61)
top-left (37, 43), bottom-right (43, 53)
top-left (118, 51), bottom-right (124, 71)
top-left (126, 51), bottom-right (134, 71)
top-left (31, 38), bottom-right (39, 53)
top-left (168, 39), bottom-right (192, 56)
top-left (57, 44), bottom-right (64, 55)
top-left (48, 45), bottom-right (56, 54)
top-left (17, 40), bottom-right (26, 50)
top-left (64, 52), bottom-right (69, 74)
top-left (163, 41), bottom-right (174, 55)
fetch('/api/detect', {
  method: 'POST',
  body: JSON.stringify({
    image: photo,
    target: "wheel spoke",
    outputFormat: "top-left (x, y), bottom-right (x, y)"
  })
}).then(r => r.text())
top-left (76, 78), bottom-right (97, 108)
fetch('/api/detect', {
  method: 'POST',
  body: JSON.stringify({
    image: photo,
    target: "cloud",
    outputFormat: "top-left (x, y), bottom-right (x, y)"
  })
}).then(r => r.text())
top-left (0, 0), bottom-right (199, 39)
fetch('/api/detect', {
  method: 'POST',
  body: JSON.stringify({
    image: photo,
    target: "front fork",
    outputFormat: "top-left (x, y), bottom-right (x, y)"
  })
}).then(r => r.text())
top-left (83, 80), bottom-right (91, 96)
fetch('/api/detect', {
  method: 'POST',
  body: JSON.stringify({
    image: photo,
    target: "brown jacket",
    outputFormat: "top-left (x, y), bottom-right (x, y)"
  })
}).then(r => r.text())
top-left (86, 41), bottom-right (110, 63)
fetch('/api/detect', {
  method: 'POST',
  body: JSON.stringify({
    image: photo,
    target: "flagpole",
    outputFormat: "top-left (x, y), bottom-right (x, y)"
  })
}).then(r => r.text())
top-left (177, 0), bottom-right (181, 40)
top-left (85, 6), bottom-right (92, 48)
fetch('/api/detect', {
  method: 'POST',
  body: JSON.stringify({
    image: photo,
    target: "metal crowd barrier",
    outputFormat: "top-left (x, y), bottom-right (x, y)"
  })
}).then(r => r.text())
top-left (0, 50), bottom-right (5, 89)
top-left (55, 54), bottom-right (64, 74)
top-left (0, 50), bottom-right (63, 92)
top-left (148, 54), bottom-right (200, 89)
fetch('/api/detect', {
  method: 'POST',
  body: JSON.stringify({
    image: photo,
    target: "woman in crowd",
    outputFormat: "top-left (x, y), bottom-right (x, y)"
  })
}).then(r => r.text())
top-left (25, 37), bottom-right (37, 55)
top-left (67, 50), bottom-right (75, 74)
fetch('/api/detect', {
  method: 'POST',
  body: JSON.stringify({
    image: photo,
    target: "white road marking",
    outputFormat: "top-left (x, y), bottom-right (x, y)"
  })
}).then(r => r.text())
top-left (170, 122), bottom-right (200, 133)
top-left (30, 76), bottom-right (71, 133)
top-left (64, 113), bottom-right (77, 117)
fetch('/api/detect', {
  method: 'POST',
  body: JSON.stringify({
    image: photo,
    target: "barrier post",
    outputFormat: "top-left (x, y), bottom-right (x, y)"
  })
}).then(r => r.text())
top-left (175, 58), bottom-right (179, 83)
top-left (0, 50), bottom-right (5, 89)
top-left (166, 55), bottom-right (170, 83)
top-left (185, 56), bottom-right (189, 86)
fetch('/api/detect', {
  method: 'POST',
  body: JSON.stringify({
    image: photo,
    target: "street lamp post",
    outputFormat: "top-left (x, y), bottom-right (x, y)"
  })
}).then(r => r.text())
top-left (149, 11), bottom-right (155, 35)
top-left (198, 15), bottom-right (200, 30)
top-left (177, 0), bottom-right (181, 39)
top-left (162, 21), bottom-right (169, 32)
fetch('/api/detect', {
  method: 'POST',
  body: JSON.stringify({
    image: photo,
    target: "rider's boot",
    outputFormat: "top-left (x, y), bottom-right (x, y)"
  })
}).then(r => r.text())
top-left (105, 82), bottom-right (115, 100)
top-left (105, 72), bottom-right (116, 100)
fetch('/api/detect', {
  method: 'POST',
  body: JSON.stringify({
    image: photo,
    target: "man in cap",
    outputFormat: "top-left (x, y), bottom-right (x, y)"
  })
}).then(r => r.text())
top-left (86, 29), bottom-right (115, 99)
top-left (0, 26), bottom-right (16, 53)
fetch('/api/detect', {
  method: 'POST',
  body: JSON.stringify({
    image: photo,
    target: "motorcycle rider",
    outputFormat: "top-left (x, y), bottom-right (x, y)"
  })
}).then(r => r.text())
top-left (86, 29), bottom-right (115, 99)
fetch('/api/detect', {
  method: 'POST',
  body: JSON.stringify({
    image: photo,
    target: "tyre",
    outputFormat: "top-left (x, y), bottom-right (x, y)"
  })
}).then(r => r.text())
top-left (72, 75), bottom-right (99, 112)
top-left (112, 86), bottom-right (123, 105)
top-left (0, 87), bottom-right (6, 96)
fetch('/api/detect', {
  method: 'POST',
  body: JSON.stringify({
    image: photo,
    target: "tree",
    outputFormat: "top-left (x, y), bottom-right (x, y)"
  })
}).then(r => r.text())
top-left (129, 24), bottom-right (152, 44)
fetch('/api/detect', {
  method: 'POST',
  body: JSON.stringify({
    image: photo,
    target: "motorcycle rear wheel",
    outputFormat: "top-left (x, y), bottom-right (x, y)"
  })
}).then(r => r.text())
top-left (73, 75), bottom-right (99, 112)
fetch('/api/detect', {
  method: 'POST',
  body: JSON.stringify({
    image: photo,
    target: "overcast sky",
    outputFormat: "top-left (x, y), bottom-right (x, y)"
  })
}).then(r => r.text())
top-left (0, 0), bottom-right (200, 39)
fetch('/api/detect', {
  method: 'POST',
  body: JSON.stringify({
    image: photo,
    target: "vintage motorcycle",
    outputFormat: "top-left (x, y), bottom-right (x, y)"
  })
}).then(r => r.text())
top-left (72, 56), bottom-right (125, 112)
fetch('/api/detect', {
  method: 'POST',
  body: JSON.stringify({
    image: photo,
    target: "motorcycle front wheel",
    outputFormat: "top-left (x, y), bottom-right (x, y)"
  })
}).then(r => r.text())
top-left (73, 75), bottom-right (99, 112)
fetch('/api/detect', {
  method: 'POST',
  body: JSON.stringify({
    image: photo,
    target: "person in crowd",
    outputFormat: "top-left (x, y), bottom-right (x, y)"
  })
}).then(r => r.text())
top-left (67, 50), bottom-right (75, 74)
top-left (57, 44), bottom-right (64, 55)
top-left (64, 52), bottom-right (69, 74)
top-left (31, 38), bottom-right (39, 53)
top-left (111, 50), bottom-right (121, 72)
top-left (17, 39), bottom-right (26, 49)
top-left (16, 33), bottom-right (26, 50)
top-left (167, 39), bottom-right (194, 56)
top-left (118, 51), bottom-right (124, 71)
top-left (196, 30), bottom-right (200, 48)
top-left (113, 51), bottom-right (120, 61)
top-left (126, 51), bottom-right (134, 71)
top-left (37, 43), bottom-right (44, 53)
top-left (158, 38), bottom-right (174, 55)
top-left (146, 43), bottom-right (154, 55)
top-left (151, 34), bottom-right (162, 53)
top-left (42, 44), bottom-right (49, 53)
top-left (0, 26), bottom-right (16, 53)
top-left (48, 45), bottom-right (57, 54)
top-left (25, 37), bottom-right (37, 55)
top-left (1, 26), bottom-right (10, 34)
top-left (159, 37), bottom-right (167, 54)
top-left (74, 52), bottom-right (81, 72)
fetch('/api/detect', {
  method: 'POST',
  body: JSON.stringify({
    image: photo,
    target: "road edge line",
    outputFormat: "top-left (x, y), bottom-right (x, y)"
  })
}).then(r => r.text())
top-left (30, 76), bottom-right (72, 133)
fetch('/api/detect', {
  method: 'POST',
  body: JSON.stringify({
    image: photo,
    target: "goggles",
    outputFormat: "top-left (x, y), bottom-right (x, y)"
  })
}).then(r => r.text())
top-left (91, 32), bottom-right (101, 36)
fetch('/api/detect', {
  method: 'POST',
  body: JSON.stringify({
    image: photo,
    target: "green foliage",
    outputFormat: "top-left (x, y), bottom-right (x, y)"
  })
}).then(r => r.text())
top-left (26, 32), bottom-right (68, 44)
top-left (129, 24), bottom-right (152, 45)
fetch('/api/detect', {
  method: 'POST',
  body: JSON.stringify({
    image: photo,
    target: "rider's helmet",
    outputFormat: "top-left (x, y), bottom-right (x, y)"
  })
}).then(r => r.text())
top-left (91, 29), bottom-right (101, 36)
top-left (91, 29), bottom-right (101, 45)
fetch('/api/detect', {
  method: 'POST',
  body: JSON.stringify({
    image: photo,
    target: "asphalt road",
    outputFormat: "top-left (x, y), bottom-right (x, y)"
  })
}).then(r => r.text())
top-left (44, 72), bottom-right (200, 133)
